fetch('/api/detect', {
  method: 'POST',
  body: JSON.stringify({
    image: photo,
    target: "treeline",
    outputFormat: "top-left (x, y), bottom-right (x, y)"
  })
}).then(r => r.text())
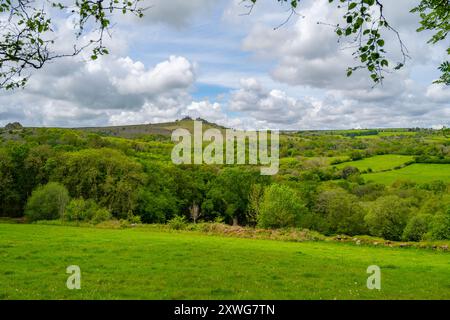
top-left (415, 155), bottom-right (450, 164)
top-left (0, 127), bottom-right (449, 242)
top-left (280, 132), bottom-right (448, 159)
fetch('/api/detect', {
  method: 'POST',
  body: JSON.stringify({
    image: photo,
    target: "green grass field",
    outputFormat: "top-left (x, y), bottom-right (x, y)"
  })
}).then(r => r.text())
top-left (354, 132), bottom-right (418, 139)
top-left (1, 224), bottom-right (449, 300)
top-left (334, 155), bottom-right (414, 172)
top-left (362, 163), bottom-right (450, 185)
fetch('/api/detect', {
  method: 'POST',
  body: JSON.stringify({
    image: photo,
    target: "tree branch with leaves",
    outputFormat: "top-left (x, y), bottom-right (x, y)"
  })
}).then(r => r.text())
top-left (0, 0), bottom-right (448, 90)
top-left (247, 0), bottom-right (449, 85)
top-left (0, 0), bottom-right (145, 89)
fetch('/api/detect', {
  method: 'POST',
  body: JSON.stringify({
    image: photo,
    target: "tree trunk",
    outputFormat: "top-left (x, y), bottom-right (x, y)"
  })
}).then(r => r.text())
top-left (232, 216), bottom-right (238, 226)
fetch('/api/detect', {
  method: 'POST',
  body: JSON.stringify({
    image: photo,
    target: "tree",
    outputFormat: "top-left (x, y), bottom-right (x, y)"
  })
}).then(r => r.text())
top-left (257, 184), bottom-right (307, 229)
top-left (25, 182), bottom-right (69, 221)
top-left (24, 144), bottom-right (54, 187)
top-left (0, 148), bottom-right (21, 216)
top-left (403, 214), bottom-right (432, 241)
top-left (136, 188), bottom-right (178, 223)
top-left (428, 208), bottom-right (450, 240)
top-left (247, 183), bottom-right (265, 226)
top-left (205, 167), bottom-right (266, 226)
top-left (48, 148), bottom-right (145, 217)
top-left (189, 201), bottom-right (201, 223)
top-left (365, 195), bottom-right (412, 240)
top-left (247, 0), bottom-right (449, 85)
top-left (314, 188), bottom-right (368, 235)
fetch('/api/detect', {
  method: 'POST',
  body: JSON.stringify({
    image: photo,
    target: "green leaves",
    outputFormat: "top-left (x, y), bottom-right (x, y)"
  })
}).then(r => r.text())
top-left (0, 0), bottom-right (146, 90)
top-left (332, 0), bottom-right (393, 84)
top-left (254, 0), bottom-right (448, 85)
top-left (348, 2), bottom-right (357, 10)
top-left (411, 0), bottom-right (450, 85)
top-left (435, 61), bottom-right (450, 85)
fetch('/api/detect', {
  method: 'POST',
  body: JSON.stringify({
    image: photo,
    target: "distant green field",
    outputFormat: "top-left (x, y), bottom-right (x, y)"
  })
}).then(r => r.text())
top-left (334, 155), bottom-right (414, 172)
top-left (362, 164), bottom-right (450, 185)
top-left (379, 132), bottom-right (417, 137)
top-left (1, 224), bottom-right (450, 300)
top-left (354, 131), bottom-right (418, 139)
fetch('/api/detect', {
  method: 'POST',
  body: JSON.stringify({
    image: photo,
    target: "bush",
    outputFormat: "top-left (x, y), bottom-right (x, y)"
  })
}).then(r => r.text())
top-left (25, 182), bottom-right (70, 222)
top-left (168, 216), bottom-right (187, 230)
top-left (91, 208), bottom-right (112, 224)
top-left (127, 211), bottom-right (142, 224)
top-left (64, 198), bottom-right (112, 224)
top-left (341, 166), bottom-right (360, 179)
top-left (64, 198), bottom-right (96, 221)
top-left (402, 214), bottom-right (432, 241)
top-left (257, 184), bottom-right (307, 229)
top-left (365, 195), bottom-right (412, 241)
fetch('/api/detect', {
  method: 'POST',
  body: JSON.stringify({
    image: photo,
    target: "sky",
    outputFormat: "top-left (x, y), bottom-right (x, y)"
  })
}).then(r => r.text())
top-left (0, 0), bottom-right (449, 130)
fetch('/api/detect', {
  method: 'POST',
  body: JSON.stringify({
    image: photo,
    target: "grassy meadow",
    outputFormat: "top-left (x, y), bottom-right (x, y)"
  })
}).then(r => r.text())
top-left (1, 223), bottom-right (450, 300)
top-left (1, 123), bottom-right (450, 300)
top-left (362, 164), bottom-right (450, 185)
top-left (334, 155), bottom-right (414, 172)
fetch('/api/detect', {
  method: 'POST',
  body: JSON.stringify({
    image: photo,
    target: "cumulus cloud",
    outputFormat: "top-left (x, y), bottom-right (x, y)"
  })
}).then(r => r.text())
top-left (229, 78), bottom-right (311, 126)
top-left (184, 101), bottom-right (223, 120)
top-left (241, 0), bottom-right (445, 89)
top-left (111, 56), bottom-right (195, 95)
top-left (0, 54), bottom-right (197, 127)
top-left (242, 0), bottom-right (366, 90)
top-left (225, 77), bottom-right (450, 130)
top-left (426, 84), bottom-right (450, 103)
top-left (236, 0), bottom-right (449, 129)
top-left (0, 0), bottom-right (448, 130)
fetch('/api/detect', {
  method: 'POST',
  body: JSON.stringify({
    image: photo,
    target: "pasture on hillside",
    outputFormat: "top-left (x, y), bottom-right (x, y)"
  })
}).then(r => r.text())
top-left (1, 224), bottom-right (449, 300)
top-left (362, 164), bottom-right (450, 185)
top-left (334, 155), bottom-right (415, 172)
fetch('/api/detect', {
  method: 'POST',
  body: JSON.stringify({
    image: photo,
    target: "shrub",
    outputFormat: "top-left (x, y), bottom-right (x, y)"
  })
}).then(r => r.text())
top-left (64, 198), bottom-right (112, 224)
top-left (341, 166), bottom-right (360, 179)
top-left (25, 182), bottom-right (70, 222)
top-left (168, 216), bottom-right (187, 230)
top-left (127, 211), bottom-right (142, 224)
top-left (61, 198), bottom-right (93, 221)
top-left (402, 214), bottom-right (432, 241)
top-left (257, 184), bottom-right (307, 229)
top-left (64, 198), bottom-right (96, 221)
top-left (91, 208), bottom-right (112, 224)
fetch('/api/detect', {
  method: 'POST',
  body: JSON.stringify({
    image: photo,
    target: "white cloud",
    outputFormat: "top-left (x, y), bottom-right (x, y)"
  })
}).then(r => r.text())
top-left (426, 84), bottom-right (450, 103)
top-left (1, 0), bottom-right (449, 131)
top-left (111, 56), bottom-right (195, 95)
top-left (0, 53), bottom-right (197, 126)
top-left (229, 78), bottom-right (311, 127)
top-left (184, 101), bottom-right (223, 120)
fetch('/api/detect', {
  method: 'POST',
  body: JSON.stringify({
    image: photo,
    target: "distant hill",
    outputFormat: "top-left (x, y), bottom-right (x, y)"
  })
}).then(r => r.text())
top-left (74, 118), bottom-right (227, 138)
